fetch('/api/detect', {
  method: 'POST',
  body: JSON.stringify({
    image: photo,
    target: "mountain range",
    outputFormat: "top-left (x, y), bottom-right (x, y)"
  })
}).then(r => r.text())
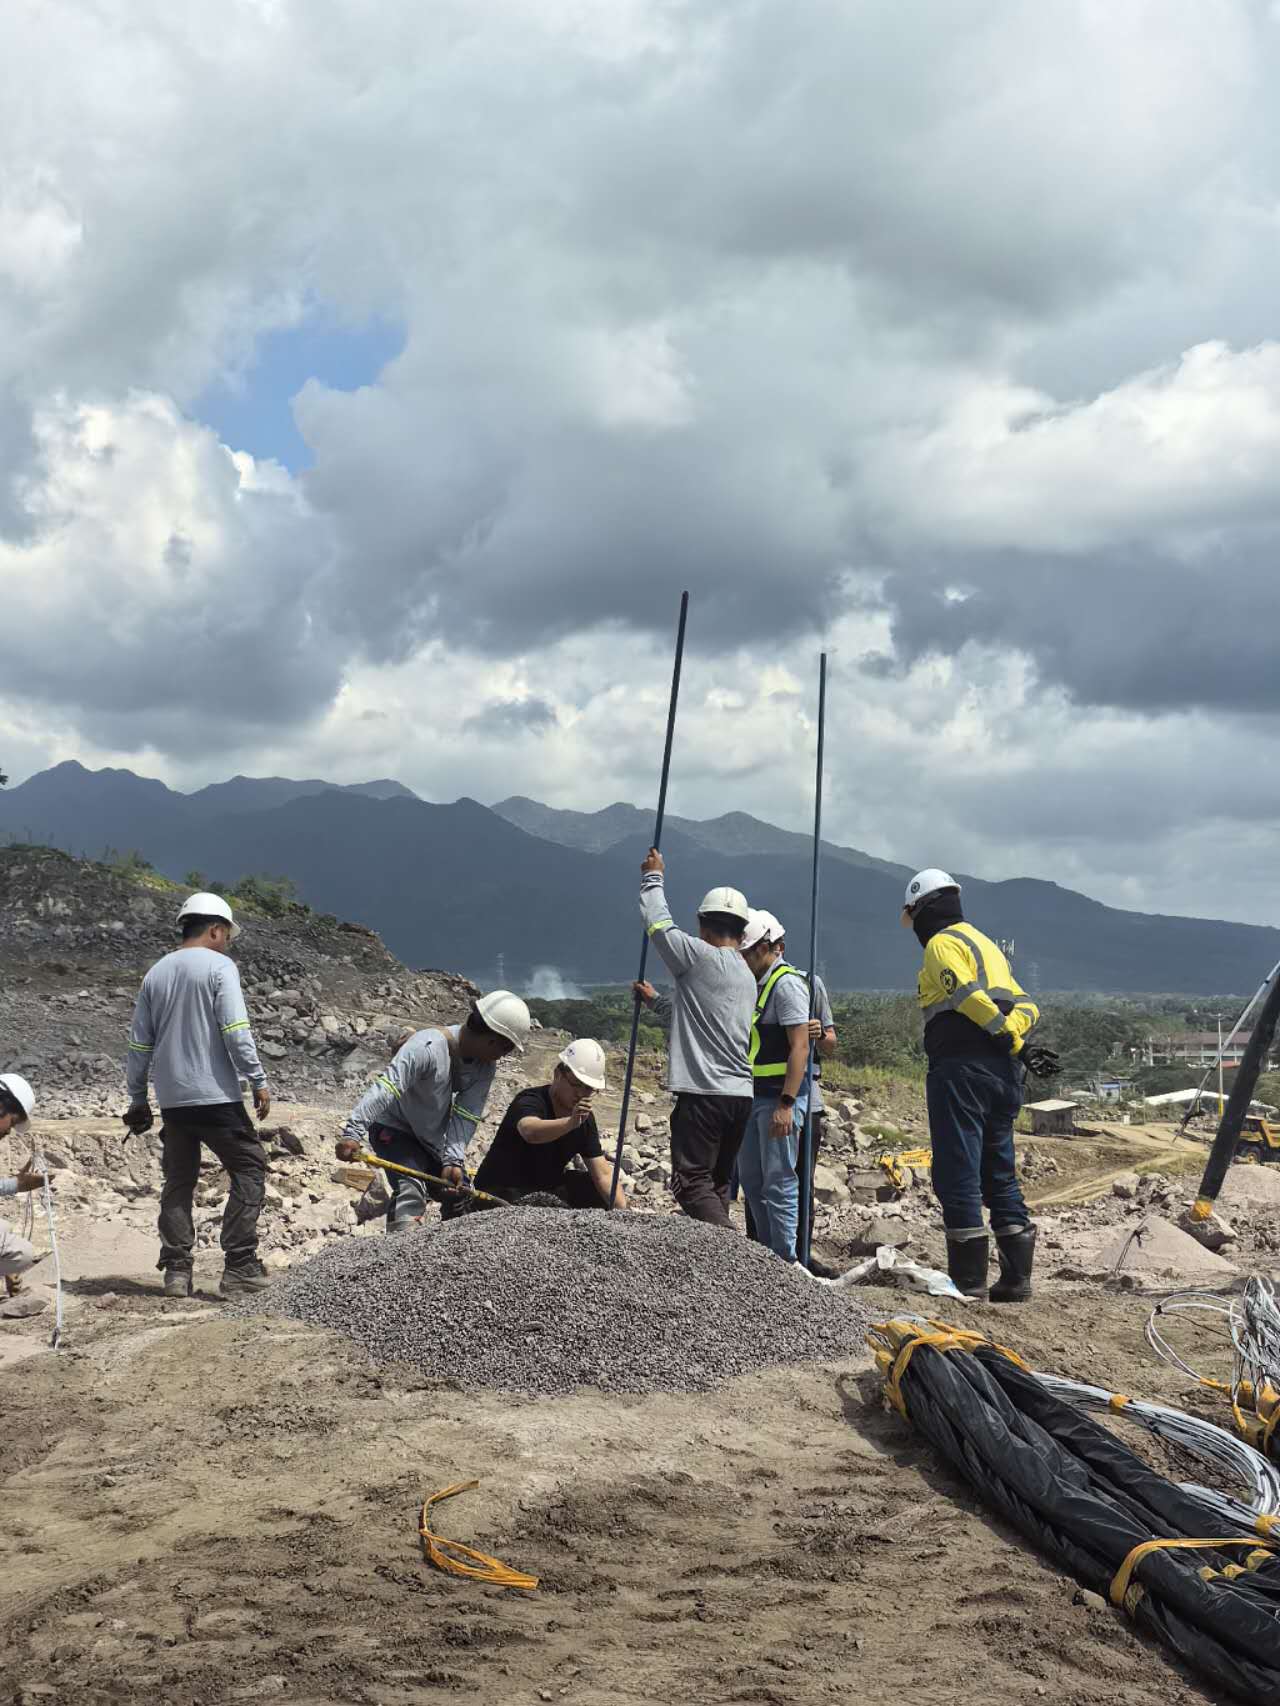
top-left (0, 760), bottom-right (1272, 995)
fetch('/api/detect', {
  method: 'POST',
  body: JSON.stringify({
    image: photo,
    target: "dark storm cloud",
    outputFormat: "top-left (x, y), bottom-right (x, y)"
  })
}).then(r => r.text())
top-left (880, 535), bottom-right (1280, 717)
top-left (462, 697), bottom-right (558, 737)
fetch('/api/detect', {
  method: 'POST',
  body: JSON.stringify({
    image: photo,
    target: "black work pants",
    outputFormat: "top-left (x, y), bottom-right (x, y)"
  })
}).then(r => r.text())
top-left (669, 1093), bottom-right (751, 1227)
top-left (158, 1106), bottom-right (266, 1272)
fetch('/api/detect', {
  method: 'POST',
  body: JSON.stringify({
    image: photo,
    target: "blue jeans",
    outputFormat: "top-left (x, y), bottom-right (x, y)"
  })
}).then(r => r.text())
top-left (926, 1056), bottom-right (1028, 1232)
top-left (736, 1093), bottom-right (807, 1261)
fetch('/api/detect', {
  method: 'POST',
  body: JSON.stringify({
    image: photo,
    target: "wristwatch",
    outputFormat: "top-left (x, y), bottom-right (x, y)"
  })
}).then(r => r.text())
top-left (779, 1093), bottom-right (796, 1109)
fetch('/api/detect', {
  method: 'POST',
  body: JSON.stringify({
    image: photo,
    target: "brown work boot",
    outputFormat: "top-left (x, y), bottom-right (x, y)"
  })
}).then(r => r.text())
top-left (163, 1267), bottom-right (194, 1299)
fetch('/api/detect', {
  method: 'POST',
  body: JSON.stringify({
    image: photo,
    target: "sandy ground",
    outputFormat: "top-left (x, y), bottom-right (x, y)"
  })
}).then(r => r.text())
top-left (0, 1288), bottom-right (1246, 1702)
top-left (1, 1111), bottom-right (1271, 1705)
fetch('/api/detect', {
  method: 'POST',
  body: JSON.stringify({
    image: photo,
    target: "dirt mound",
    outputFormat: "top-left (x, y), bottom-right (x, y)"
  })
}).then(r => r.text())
top-left (1058, 1214), bottom-right (1237, 1284)
top-left (240, 1211), bottom-right (872, 1394)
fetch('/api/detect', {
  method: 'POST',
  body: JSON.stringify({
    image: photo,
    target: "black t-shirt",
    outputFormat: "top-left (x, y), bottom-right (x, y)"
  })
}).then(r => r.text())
top-left (474, 1085), bottom-right (604, 1200)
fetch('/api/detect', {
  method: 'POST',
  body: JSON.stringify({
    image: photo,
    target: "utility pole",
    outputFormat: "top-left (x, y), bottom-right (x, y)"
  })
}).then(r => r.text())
top-left (1217, 1013), bottom-right (1225, 1119)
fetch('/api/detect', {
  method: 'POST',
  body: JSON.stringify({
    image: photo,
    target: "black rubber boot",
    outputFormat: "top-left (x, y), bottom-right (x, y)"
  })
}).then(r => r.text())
top-left (945, 1234), bottom-right (990, 1300)
top-left (989, 1225), bottom-right (1036, 1303)
top-left (163, 1267), bottom-right (194, 1299)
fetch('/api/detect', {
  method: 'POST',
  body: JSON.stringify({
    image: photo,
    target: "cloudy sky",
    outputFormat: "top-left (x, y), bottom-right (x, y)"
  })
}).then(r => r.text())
top-left (4, 0), bottom-right (1280, 923)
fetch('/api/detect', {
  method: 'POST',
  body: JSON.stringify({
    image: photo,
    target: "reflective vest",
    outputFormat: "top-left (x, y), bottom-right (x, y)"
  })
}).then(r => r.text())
top-left (916, 922), bottom-right (1039, 1056)
top-left (749, 961), bottom-right (809, 1081)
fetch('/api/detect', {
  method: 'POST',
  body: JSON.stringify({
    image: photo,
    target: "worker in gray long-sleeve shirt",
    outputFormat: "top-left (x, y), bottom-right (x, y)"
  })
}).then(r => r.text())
top-left (125, 891), bottom-right (272, 1300)
top-left (632, 848), bottom-right (756, 1228)
top-left (335, 990), bottom-right (532, 1230)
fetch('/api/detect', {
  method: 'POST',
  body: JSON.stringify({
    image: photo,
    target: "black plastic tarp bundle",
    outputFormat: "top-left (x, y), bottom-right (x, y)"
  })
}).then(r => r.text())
top-left (873, 1322), bottom-right (1280, 1701)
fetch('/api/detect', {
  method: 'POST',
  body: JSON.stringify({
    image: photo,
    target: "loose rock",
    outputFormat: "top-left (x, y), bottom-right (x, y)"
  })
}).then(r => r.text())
top-left (238, 1212), bottom-right (871, 1396)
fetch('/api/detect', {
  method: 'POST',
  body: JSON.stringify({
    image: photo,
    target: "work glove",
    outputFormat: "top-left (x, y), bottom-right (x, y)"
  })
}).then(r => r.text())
top-left (334, 1138), bottom-right (361, 1162)
top-left (1022, 1045), bottom-right (1062, 1079)
top-left (122, 1101), bottom-right (154, 1135)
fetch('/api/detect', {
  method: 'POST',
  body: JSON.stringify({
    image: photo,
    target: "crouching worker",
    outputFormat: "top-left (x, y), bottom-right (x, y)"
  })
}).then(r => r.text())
top-left (0, 1074), bottom-right (45, 1296)
top-left (335, 992), bottom-right (531, 1229)
top-left (473, 1039), bottom-right (625, 1209)
top-left (903, 868), bottom-right (1041, 1303)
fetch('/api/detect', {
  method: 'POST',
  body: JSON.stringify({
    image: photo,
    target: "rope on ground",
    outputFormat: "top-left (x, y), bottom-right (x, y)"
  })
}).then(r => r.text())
top-left (419, 1481), bottom-right (539, 1591)
top-left (868, 1315), bottom-right (1280, 1702)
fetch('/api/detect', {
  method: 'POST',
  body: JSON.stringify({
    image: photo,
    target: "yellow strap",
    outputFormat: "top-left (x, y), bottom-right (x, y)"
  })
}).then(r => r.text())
top-left (1256, 1514), bottom-right (1279, 1537)
top-left (1109, 1395), bottom-right (1131, 1412)
top-left (1110, 1537), bottom-right (1274, 1611)
top-left (879, 1321), bottom-right (1030, 1420)
top-left (419, 1480), bottom-right (538, 1590)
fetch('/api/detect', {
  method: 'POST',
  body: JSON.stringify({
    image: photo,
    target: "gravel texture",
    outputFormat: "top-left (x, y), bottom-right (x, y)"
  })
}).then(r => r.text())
top-left (237, 1210), bottom-right (872, 1394)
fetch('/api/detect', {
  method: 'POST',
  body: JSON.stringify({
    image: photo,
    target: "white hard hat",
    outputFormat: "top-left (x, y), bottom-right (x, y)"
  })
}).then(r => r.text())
top-left (903, 869), bottom-right (960, 911)
top-left (697, 885), bottom-right (751, 923)
top-left (0, 1073), bottom-right (35, 1121)
top-left (742, 909), bottom-right (786, 951)
top-left (177, 892), bottom-right (241, 941)
top-left (475, 989), bottom-right (531, 1052)
top-left (558, 1038), bottom-right (607, 1090)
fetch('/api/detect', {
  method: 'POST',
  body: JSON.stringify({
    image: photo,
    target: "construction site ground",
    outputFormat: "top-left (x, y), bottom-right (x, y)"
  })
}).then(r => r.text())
top-left (2, 1106), bottom-right (1272, 1706)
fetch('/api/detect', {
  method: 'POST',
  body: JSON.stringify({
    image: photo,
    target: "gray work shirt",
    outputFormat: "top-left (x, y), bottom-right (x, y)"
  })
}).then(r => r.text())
top-left (126, 947), bottom-right (266, 1109)
top-left (341, 1026), bottom-right (496, 1167)
top-left (640, 873), bottom-right (755, 1098)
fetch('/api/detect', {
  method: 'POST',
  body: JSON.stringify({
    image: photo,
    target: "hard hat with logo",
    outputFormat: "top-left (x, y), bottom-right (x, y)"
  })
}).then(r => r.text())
top-left (475, 989), bottom-right (532, 1052)
top-left (741, 909), bottom-right (786, 952)
top-left (558, 1037), bottom-right (607, 1090)
top-left (902, 869), bottom-right (960, 913)
top-left (697, 885), bottom-right (751, 923)
top-left (0, 1072), bottom-right (35, 1121)
top-left (177, 892), bottom-right (241, 941)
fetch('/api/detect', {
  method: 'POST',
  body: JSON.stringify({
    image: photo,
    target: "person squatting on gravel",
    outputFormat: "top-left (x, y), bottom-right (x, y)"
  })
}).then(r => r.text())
top-left (335, 991), bottom-right (532, 1228)
top-left (904, 868), bottom-right (1042, 1303)
top-left (125, 892), bottom-right (273, 1300)
top-left (472, 1038), bottom-right (627, 1209)
top-left (633, 848), bottom-right (756, 1228)
top-left (0, 1073), bottom-right (47, 1297)
top-left (737, 911), bottom-right (814, 1263)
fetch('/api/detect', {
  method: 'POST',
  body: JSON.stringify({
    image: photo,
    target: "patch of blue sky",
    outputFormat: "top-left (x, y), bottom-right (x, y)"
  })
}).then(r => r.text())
top-left (195, 308), bottom-right (403, 471)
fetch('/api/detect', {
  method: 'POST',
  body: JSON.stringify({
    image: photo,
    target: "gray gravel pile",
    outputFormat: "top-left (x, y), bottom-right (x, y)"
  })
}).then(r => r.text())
top-left (237, 1211), bottom-right (872, 1394)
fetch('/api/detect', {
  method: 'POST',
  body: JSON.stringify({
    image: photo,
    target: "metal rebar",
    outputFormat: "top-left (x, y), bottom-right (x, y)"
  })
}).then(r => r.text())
top-left (797, 652), bottom-right (827, 1269)
top-left (608, 592), bottom-right (690, 1209)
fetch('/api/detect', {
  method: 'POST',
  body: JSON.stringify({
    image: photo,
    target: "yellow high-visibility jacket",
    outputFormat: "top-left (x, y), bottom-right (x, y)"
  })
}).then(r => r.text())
top-left (916, 922), bottom-right (1040, 1057)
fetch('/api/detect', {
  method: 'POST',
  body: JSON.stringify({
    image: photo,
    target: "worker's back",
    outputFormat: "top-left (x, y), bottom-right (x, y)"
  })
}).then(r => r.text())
top-left (132, 948), bottom-right (247, 1109)
top-left (662, 937), bottom-right (756, 1098)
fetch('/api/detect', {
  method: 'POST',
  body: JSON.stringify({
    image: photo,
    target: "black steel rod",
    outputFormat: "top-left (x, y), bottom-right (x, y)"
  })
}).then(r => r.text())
top-left (1178, 961), bottom-right (1280, 1133)
top-left (1193, 964), bottom-right (1280, 1211)
top-left (797, 652), bottom-right (827, 1268)
top-left (608, 592), bottom-right (689, 1209)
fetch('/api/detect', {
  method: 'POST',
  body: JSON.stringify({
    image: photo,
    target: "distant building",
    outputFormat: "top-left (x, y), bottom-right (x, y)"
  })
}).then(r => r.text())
top-left (1024, 1098), bottom-right (1079, 1136)
top-left (1138, 1031), bottom-right (1276, 1070)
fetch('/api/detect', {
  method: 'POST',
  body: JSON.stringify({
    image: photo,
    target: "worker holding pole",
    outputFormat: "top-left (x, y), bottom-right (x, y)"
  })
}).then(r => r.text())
top-left (632, 851), bottom-right (756, 1226)
top-left (335, 992), bottom-right (531, 1230)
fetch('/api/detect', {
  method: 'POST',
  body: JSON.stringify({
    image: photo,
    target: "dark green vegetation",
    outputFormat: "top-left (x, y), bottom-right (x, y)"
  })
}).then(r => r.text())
top-left (531, 988), bottom-right (1247, 1103)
